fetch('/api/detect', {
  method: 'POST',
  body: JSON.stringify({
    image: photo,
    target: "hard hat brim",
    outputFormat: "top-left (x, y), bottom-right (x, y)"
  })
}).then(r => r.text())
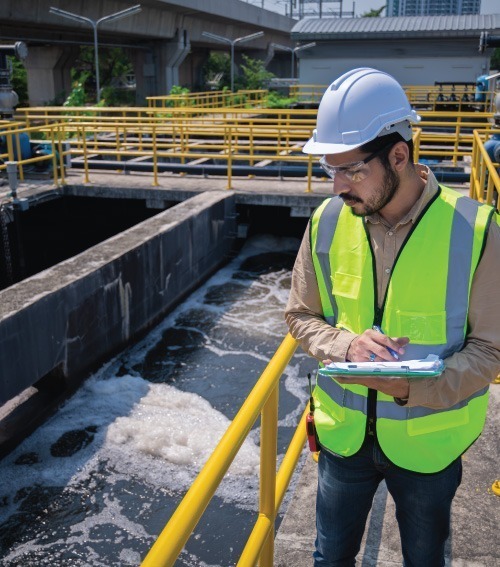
top-left (302, 137), bottom-right (365, 155)
top-left (303, 118), bottom-right (419, 155)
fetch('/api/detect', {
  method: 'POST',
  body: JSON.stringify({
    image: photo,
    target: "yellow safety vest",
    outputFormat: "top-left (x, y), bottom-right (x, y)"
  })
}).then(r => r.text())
top-left (310, 185), bottom-right (494, 473)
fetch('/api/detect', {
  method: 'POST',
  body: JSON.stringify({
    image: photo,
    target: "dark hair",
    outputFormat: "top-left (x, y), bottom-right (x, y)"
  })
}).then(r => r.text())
top-left (360, 132), bottom-right (414, 167)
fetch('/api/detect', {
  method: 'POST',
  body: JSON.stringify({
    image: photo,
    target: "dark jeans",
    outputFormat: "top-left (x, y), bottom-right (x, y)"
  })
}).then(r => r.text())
top-left (314, 436), bottom-right (462, 567)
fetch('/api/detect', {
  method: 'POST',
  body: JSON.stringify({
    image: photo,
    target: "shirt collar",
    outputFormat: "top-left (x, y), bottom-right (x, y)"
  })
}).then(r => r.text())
top-left (365, 165), bottom-right (439, 229)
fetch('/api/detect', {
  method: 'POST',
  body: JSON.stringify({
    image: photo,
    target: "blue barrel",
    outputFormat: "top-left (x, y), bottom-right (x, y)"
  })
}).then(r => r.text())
top-left (475, 75), bottom-right (489, 103)
top-left (484, 133), bottom-right (500, 163)
top-left (0, 132), bottom-right (32, 160)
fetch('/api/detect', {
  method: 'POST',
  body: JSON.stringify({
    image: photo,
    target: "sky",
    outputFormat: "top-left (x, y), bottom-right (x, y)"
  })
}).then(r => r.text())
top-left (248, 0), bottom-right (500, 17)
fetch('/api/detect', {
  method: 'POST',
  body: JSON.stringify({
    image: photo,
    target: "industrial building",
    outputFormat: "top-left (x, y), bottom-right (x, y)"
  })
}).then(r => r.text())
top-left (291, 13), bottom-right (500, 86)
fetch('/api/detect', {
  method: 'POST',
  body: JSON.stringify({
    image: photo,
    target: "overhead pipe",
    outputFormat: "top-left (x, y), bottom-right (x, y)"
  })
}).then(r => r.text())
top-left (479, 31), bottom-right (500, 53)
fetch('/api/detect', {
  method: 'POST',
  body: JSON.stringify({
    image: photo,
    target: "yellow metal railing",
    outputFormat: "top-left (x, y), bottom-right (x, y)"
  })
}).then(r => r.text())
top-left (417, 110), bottom-right (493, 165)
top-left (404, 85), bottom-right (496, 113)
top-left (470, 129), bottom-right (500, 206)
top-left (141, 333), bottom-right (303, 567)
top-left (289, 84), bottom-right (327, 104)
top-left (146, 89), bottom-right (268, 110)
top-left (7, 106), bottom-right (493, 191)
top-left (285, 84), bottom-right (496, 112)
top-left (0, 122), bottom-right (66, 185)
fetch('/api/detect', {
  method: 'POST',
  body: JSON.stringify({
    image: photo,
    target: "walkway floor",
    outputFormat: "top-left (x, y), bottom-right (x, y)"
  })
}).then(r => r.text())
top-left (0, 168), bottom-right (471, 205)
top-left (274, 386), bottom-right (500, 567)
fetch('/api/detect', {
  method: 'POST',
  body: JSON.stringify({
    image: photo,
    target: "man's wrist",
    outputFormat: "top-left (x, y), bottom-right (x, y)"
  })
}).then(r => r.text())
top-left (394, 378), bottom-right (410, 405)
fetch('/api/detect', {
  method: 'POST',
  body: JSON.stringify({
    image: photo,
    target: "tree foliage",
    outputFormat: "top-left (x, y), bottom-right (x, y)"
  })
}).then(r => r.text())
top-left (238, 54), bottom-right (275, 90)
top-left (491, 48), bottom-right (500, 72)
top-left (7, 56), bottom-right (28, 106)
top-left (202, 52), bottom-right (231, 90)
top-left (65, 46), bottom-right (135, 105)
top-left (361, 5), bottom-right (386, 16)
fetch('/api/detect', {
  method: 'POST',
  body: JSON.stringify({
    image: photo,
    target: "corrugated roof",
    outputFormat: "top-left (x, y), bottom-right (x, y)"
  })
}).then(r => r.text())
top-left (291, 14), bottom-right (500, 40)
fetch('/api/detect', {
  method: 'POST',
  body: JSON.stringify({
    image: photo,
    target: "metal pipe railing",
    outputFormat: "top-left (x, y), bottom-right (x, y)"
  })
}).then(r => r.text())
top-left (470, 129), bottom-right (500, 206)
top-left (140, 333), bottom-right (300, 567)
top-left (3, 106), bottom-right (496, 196)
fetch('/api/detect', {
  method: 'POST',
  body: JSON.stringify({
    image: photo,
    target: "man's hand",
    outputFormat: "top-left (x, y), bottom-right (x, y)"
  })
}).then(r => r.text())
top-left (322, 329), bottom-right (411, 398)
top-left (346, 329), bottom-right (409, 362)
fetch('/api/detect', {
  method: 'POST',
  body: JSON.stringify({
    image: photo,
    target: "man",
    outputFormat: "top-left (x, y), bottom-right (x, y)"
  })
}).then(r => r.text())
top-left (285, 68), bottom-right (500, 567)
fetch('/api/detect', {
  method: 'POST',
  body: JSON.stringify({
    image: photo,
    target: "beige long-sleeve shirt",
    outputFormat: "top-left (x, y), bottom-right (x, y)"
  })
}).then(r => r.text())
top-left (285, 167), bottom-right (500, 409)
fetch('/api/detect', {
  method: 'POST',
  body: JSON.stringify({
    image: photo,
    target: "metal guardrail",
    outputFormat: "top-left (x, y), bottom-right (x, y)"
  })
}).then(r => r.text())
top-left (288, 84), bottom-right (497, 113)
top-left (146, 89), bottom-right (268, 110)
top-left (7, 106), bottom-right (494, 190)
top-left (0, 122), bottom-right (66, 185)
top-left (140, 333), bottom-right (302, 567)
top-left (470, 129), bottom-right (500, 206)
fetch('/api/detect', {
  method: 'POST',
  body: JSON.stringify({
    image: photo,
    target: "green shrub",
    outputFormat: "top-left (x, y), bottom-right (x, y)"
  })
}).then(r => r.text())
top-left (266, 90), bottom-right (298, 109)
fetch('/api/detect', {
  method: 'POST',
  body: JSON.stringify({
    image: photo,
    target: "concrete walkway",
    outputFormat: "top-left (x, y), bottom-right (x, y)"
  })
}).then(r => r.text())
top-left (0, 167), bottom-right (471, 207)
top-left (274, 386), bottom-right (500, 567)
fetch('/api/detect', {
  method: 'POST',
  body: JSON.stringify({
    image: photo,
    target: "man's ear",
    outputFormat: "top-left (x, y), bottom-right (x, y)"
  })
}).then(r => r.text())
top-left (390, 141), bottom-right (409, 172)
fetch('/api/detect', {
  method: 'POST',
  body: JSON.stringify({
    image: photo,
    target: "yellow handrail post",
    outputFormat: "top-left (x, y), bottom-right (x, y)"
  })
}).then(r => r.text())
top-left (152, 125), bottom-right (159, 187)
top-left (57, 126), bottom-right (66, 186)
top-left (249, 122), bottom-right (254, 167)
top-left (14, 133), bottom-right (24, 181)
top-left (50, 127), bottom-right (59, 187)
top-left (470, 131), bottom-right (479, 200)
top-left (258, 384), bottom-right (278, 567)
top-left (453, 115), bottom-right (461, 166)
top-left (116, 125), bottom-right (121, 165)
top-left (5, 132), bottom-right (14, 163)
top-left (306, 153), bottom-right (313, 193)
top-left (81, 126), bottom-right (90, 184)
top-left (227, 126), bottom-right (232, 190)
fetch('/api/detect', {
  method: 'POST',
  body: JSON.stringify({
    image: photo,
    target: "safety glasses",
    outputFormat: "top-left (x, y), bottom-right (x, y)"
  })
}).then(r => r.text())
top-left (319, 143), bottom-right (394, 183)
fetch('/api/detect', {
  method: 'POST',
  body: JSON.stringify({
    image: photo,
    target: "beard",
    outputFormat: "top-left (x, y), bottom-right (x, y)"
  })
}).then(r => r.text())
top-left (345, 166), bottom-right (400, 217)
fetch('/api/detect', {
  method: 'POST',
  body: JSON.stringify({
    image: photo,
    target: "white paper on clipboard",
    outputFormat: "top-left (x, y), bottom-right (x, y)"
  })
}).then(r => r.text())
top-left (319, 354), bottom-right (445, 377)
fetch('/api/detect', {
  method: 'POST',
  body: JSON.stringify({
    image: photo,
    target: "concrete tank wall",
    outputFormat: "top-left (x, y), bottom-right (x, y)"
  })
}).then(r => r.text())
top-left (0, 191), bottom-right (236, 405)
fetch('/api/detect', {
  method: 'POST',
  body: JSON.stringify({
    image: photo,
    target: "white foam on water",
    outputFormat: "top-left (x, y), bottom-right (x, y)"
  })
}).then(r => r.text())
top-left (104, 376), bottom-right (260, 475)
top-left (0, 374), bottom-right (259, 499)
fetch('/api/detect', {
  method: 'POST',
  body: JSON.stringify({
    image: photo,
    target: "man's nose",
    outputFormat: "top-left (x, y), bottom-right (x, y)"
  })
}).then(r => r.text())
top-left (332, 175), bottom-right (351, 196)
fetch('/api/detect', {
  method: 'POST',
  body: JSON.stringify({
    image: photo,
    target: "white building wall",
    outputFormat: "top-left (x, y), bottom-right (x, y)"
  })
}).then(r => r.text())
top-left (299, 56), bottom-right (489, 86)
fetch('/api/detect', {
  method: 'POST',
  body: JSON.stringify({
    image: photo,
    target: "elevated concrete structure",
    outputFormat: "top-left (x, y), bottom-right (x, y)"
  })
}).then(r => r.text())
top-left (0, 0), bottom-right (294, 103)
top-left (0, 190), bottom-right (235, 406)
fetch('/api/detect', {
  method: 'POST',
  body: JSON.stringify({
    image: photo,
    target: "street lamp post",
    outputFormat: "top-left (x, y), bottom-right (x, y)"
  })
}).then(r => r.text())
top-left (49, 4), bottom-right (142, 103)
top-left (271, 42), bottom-right (316, 79)
top-left (202, 31), bottom-right (264, 92)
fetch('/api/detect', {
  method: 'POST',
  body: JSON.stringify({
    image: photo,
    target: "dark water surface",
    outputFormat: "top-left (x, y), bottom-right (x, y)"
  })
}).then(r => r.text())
top-left (0, 235), bottom-right (315, 566)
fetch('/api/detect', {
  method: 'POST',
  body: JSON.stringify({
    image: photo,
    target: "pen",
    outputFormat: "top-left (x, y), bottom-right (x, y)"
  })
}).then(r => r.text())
top-left (372, 325), bottom-right (400, 360)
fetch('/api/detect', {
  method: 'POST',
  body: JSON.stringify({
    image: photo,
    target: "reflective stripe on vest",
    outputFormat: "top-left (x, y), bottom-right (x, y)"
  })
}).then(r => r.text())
top-left (317, 372), bottom-right (488, 420)
top-left (310, 186), bottom-right (493, 473)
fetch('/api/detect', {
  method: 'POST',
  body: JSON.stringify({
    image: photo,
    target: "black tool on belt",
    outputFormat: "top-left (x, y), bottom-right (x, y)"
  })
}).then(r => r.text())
top-left (306, 372), bottom-right (319, 452)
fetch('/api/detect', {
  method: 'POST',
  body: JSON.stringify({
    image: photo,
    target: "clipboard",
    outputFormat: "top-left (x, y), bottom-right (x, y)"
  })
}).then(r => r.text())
top-left (319, 354), bottom-right (445, 378)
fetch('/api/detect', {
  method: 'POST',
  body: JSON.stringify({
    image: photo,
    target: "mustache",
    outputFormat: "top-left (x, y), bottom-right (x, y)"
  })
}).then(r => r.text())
top-left (340, 194), bottom-right (362, 203)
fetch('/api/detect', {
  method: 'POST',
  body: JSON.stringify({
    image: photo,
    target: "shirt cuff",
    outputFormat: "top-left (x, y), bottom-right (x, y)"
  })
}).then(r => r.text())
top-left (328, 331), bottom-right (358, 362)
top-left (405, 376), bottom-right (434, 407)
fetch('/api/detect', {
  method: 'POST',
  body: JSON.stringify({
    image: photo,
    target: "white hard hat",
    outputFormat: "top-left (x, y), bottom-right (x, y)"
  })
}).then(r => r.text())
top-left (303, 67), bottom-right (421, 155)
